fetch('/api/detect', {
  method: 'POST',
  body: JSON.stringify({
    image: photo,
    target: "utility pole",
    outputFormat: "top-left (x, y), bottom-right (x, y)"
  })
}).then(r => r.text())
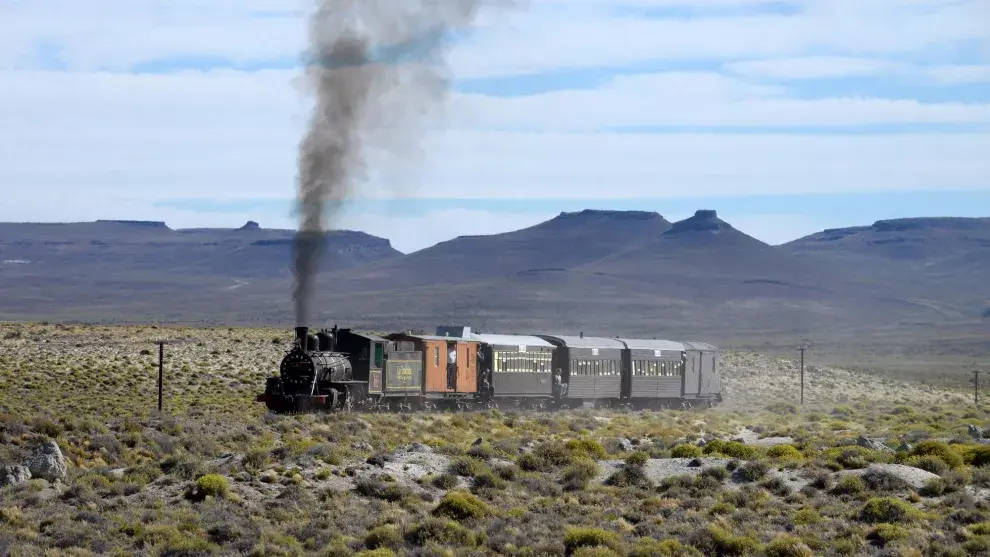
top-left (975, 366), bottom-right (982, 407)
top-left (158, 342), bottom-right (164, 413)
top-left (798, 345), bottom-right (807, 404)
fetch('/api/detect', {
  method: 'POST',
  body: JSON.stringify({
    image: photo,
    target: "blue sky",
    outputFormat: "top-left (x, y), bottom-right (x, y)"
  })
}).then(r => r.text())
top-left (1, 0), bottom-right (988, 253)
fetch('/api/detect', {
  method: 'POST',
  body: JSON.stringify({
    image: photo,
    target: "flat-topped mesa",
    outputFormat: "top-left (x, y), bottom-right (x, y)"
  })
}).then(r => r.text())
top-left (555, 209), bottom-right (665, 221)
top-left (238, 221), bottom-right (261, 230)
top-left (666, 209), bottom-right (734, 235)
top-left (871, 217), bottom-right (990, 232)
top-left (95, 219), bottom-right (171, 230)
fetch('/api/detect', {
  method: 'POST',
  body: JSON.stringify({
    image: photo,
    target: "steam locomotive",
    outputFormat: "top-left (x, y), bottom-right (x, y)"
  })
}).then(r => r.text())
top-left (256, 325), bottom-right (722, 413)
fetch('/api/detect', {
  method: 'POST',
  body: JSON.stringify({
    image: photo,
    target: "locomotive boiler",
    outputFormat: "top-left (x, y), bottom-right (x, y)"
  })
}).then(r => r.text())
top-left (257, 326), bottom-right (362, 412)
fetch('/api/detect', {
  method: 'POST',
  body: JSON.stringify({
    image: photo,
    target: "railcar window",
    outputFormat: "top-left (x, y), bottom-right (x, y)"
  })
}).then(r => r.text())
top-left (374, 344), bottom-right (384, 368)
top-left (493, 350), bottom-right (552, 372)
top-left (434, 347), bottom-right (439, 367)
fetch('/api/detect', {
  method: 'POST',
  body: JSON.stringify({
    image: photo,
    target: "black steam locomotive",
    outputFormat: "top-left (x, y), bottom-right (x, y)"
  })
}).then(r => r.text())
top-left (257, 325), bottom-right (723, 413)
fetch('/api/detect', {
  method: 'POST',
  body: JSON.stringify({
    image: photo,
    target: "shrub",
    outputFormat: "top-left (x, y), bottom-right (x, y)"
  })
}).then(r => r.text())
top-left (869, 524), bottom-right (910, 546)
top-left (859, 497), bottom-right (923, 524)
top-left (563, 458), bottom-right (601, 491)
top-left (740, 461), bottom-right (769, 482)
top-left (626, 451), bottom-right (650, 467)
top-left (910, 441), bottom-right (963, 468)
top-left (792, 509), bottom-right (822, 525)
top-left (365, 525), bottom-right (403, 550)
top-left (861, 469), bottom-right (911, 492)
top-left (467, 443), bottom-right (494, 460)
top-left (629, 537), bottom-right (700, 557)
top-left (405, 518), bottom-right (475, 547)
top-left (905, 454), bottom-right (949, 475)
top-left (195, 474), bottom-right (229, 498)
top-left (449, 457), bottom-right (485, 477)
top-left (356, 478), bottom-right (411, 502)
top-left (670, 444), bottom-right (702, 459)
top-left (355, 550), bottom-right (396, 557)
top-left (567, 438), bottom-right (607, 460)
top-left (767, 445), bottom-right (804, 461)
top-left (831, 474), bottom-right (865, 496)
top-left (472, 470), bottom-right (506, 491)
top-left (701, 439), bottom-right (726, 455)
top-left (963, 445), bottom-right (990, 467)
top-left (700, 466), bottom-right (729, 482)
top-left (573, 548), bottom-right (620, 557)
top-left (432, 491), bottom-right (490, 521)
top-left (760, 476), bottom-right (792, 497)
top-left (691, 525), bottom-right (761, 556)
top-left (432, 473), bottom-right (458, 489)
top-left (764, 535), bottom-right (813, 557)
top-left (563, 527), bottom-right (621, 555)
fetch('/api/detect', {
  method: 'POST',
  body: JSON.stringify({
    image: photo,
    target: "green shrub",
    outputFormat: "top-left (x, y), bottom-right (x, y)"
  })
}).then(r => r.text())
top-left (563, 527), bottom-right (621, 554)
top-left (626, 450), bottom-right (651, 467)
top-left (692, 525), bottom-right (761, 556)
top-left (472, 470), bottom-right (507, 491)
top-left (701, 439), bottom-right (726, 455)
top-left (831, 474), bottom-right (865, 496)
top-left (432, 473), bottom-right (458, 489)
top-left (670, 444), bottom-right (702, 459)
top-left (905, 454), bottom-right (949, 475)
top-left (432, 491), bottom-right (490, 521)
top-left (764, 535), bottom-right (813, 557)
top-left (563, 458), bottom-right (601, 491)
top-left (365, 525), bottom-right (403, 550)
top-left (910, 440), bottom-right (963, 468)
top-left (567, 438), bottom-right (607, 460)
top-left (767, 445), bottom-right (804, 461)
top-left (969, 522), bottom-right (990, 536)
top-left (467, 443), bottom-right (494, 460)
top-left (449, 457), bottom-right (485, 477)
top-left (859, 497), bottom-right (923, 524)
top-left (700, 466), bottom-right (729, 482)
top-left (718, 441), bottom-right (759, 460)
top-left (629, 537), bottom-right (701, 557)
top-left (405, 518), bottom-right (475, 547)
top-left (869, 523), bottom-right (910, 546)
top-left (195, 474), bottom-right (229, 498)
top-left (355, 550), bottom-right (396, 557)
top-left (963, 445), bottom-right (990, 467)
top-left (792, 509), bottom-right (822, 525)
top-left (572, 548), bottom-right (620, 557)
top-left (740, 461), bottom-right (769, 482)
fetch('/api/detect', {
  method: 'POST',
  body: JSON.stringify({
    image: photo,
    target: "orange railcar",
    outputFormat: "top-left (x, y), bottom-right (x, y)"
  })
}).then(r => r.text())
top-left (387, 333), bottom-right (478, 397)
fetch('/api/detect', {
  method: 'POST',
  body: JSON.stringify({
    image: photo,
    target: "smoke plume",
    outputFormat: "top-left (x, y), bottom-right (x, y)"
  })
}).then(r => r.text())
top-left (292, 0), bottom-right (496, 326)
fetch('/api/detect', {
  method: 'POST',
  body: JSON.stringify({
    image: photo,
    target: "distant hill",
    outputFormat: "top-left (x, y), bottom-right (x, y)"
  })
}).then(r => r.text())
top-left (328, 209), bottom-right (674, 290)
top-left (0, 212), bottom-right (987, 343)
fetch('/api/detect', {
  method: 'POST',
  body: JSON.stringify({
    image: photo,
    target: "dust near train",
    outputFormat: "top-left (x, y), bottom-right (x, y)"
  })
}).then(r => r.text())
top-left (292, 0), bottom-right (513, 326)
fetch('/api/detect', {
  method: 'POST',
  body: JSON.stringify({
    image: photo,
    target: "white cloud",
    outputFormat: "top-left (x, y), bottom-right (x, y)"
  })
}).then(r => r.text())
top-left (1, 0), bottom-right (989, 252)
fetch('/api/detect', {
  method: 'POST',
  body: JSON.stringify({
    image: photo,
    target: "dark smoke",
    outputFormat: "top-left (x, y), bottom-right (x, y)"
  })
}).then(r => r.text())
top-left (292, 0), bottom-right (501, 326)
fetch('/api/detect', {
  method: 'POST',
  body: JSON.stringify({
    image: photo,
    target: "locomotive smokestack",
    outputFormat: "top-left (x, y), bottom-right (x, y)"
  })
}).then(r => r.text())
top-left (295, 326), bottom-right (310, 348)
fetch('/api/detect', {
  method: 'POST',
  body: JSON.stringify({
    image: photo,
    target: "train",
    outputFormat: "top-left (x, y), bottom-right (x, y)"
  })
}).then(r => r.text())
top-left (256, 325), bottom-right (722, 413)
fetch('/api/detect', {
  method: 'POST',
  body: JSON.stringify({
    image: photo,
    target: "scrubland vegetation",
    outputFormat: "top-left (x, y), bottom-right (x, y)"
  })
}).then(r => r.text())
top-left (2, 322), bottom-right (989, 556)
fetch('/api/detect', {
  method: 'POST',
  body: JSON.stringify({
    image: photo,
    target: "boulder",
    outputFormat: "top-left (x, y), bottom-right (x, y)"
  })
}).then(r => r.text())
top-left (969, 425), bottom-right (985, 439)
top-left (857, 435), bottom-right (894, 453)
top-left (25, 440), bottom-right (67, 482)
top-left (0, 465), bottom-right (31, 487)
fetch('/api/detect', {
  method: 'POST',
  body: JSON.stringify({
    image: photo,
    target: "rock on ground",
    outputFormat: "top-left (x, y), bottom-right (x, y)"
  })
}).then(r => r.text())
top-left (0, 465), bottom-right (31, 487)
top-left (841, 463), bottom-right (940, 490)
top-left (25, 440), bottom-right (67, 482)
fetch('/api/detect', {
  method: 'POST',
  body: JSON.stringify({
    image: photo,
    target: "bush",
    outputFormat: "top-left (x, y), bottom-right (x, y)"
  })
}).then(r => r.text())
top-left (629, 537), bottom-right (700, 557)
top-left (567, 438), bottom-right (607, 460)
top-left (563, 458), bottom-right (601, 491)
top-left (365, 525), bottom-right (403, 550)
top-left (869, 524), bottom-right (910, 546)
top-left (670, 444), bottom-right (702, 459)
top-left (862, 469), bottom-right (912, 492)
top-left (831, 474), bottom-right (865, 496)
top-left (406, 518), bottom-right (475, 547)
top-left (910, 441), bottom-right (963, 468)
top-left (764, 535), bottom-right (813, 557)
top-left (449, 457), bottom-right (485, 477)
top-left (626, 451), bottom-right (650, 467)
top-left (563, 527), bottom-right (621, 555)
top-left (740, 461), bottom-right (769, 482)
top-left (691, 525), bottom-right (761, 556)
top-left (859, 497), bottom-right (923, 524)
top-left (905, 454), bottom-right (949, 475)
top-left (472, 470), bottom-right (506, 491)
top-left (195, 474), bottom-right (229, 498)
top-left (432, 491), bottom-right (490, 521)
top-left (963, 445), bottom-right (990, 467)
top-left (767, 445), bottom-right (804, 461)
top-left (700, 466), bottom-right (729, 482)
top-left (432, 473), bottom-right (458, 489)
top-left (355, 550), bottom-right (395, 557)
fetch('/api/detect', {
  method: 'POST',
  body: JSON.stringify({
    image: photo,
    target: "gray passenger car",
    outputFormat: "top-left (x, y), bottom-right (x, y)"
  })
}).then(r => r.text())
top-left (536, 334), bottom-right (625, 404)
top-left (471, 333), bottom-right (555, 398)
top-left (616, 338), bottom-right (686, 402)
